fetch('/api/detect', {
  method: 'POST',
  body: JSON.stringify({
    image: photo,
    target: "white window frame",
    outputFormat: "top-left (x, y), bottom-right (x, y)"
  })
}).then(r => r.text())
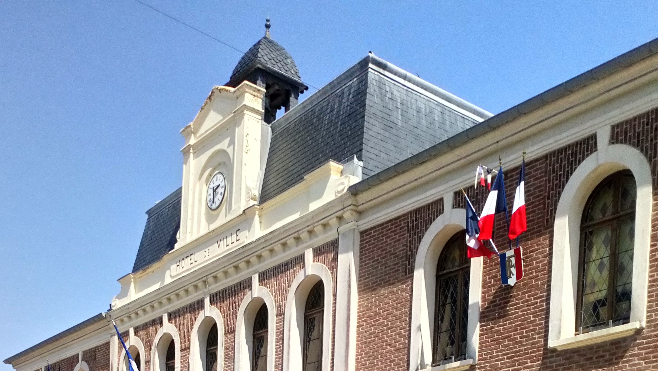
top-left (548, 139), bottom-right (652, 350)
top-left (409, 200), bottom-right (482, 371)
top-left (189, 297), bottom-right (224, 371)
top-left (150, 318), bottom-right (181, 371)
top-left (282, 261), bottom-right (333, 371)
top-left (118, 331), bottom-right (146, 371)
top-left (234, 285), bottom-right (276, 371)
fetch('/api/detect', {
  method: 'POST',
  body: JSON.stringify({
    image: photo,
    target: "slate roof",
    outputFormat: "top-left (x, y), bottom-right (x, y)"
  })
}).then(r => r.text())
top-left (131, 188), bottom-right (181, 273)
top-left (259, 54), bottom-right (488, 202)
top-left (227, 36), bottom-right (304, 88)
top-left (130, 54), bottom-right (489, 271)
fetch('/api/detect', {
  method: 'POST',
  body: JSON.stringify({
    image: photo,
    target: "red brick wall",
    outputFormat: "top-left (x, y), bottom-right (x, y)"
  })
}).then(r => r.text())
top-left (353, 106), bottom-right (658, 371)
top-left (134, 317), bottom-right (162, 371)
top-left (259, 254), bottom-right (304, 371)
top-left (49, 354), bottom-right (78, 371)
top-left (314, 240), bottom-right (339, 371)
top-left (82, 342), bottom-right (110, 371)
top-left (169, 299), bottom-right (203, 371)
top-left (210, 278), bottom-right (250, 371)
top-left (356, 199), bottom-right (444, 370)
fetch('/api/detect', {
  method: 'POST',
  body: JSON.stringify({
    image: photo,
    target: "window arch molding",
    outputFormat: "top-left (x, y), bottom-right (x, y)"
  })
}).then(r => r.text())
top-left (234, 285), bottom-right (276, 371)
top-left (409, 205), bottom-right (483, 371)
top-left (282, 262), bottom-right (333, 371)
top-left (549, 142), bottom-right (652, 349)
top-left (150, 321), bottom-right (181, 371)
top-left (118, 333), bottom-right (146, 371)
top-left (189, 301), bottom-right (224, 371)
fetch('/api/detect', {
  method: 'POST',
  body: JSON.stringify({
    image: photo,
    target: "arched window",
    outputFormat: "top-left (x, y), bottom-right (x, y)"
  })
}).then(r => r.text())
top-left (252, 304), bottom-right (268, 371)
top-left (165, 341), bottom-right (175, 371)
top-left (433, 231), bottom-right (470, 365)
top-left (206, 323), bottom-right (218, 371)
top-left (124, 351), bottom-right (140, 371)
top-left (577, 171), bottom-right (636, 333)
top-left (133, 353), bottom-right (141, 371)
top-left (303, 281), bottom-right (324, 371)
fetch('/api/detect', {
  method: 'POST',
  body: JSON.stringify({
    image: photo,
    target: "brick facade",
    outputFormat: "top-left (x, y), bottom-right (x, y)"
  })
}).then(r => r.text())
top-left (356, 199), bottom-right (444, 370)
top-left (354, 107), bottom-right (658, 370)
top-left (17, 104), bottom-right (658, 371)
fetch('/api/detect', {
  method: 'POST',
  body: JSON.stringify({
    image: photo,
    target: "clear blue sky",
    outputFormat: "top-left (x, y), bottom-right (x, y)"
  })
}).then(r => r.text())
top-left (1, 1), bottom-right (657, 368)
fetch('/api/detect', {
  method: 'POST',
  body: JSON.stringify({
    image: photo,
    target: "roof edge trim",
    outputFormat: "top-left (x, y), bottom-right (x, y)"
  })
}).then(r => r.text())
top-left (3, 313), bottom-right (107, 365)
top-left (367, 53), bottom-right (493, 120)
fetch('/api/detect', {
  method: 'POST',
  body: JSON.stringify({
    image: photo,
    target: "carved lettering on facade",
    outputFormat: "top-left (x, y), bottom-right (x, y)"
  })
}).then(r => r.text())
top-left (171, 226), bottom-right (247, 277)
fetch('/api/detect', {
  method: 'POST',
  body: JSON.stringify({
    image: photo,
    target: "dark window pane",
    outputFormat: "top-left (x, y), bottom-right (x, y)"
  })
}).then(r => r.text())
top-left (206, 323), bottom-right (218, 371)
top-left (433, 231), bottom-right (470, 366)
top-left (252, 304), bottom-right (268, 371)
top-left (304, 282), bottom-right (324, 371)
top-left (578, 171), bottom-right (635, 333)
top-left (165, 341), bottom-right (175, 371)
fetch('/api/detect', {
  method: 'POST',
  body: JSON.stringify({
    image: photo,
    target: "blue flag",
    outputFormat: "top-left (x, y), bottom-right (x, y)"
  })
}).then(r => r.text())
top-left (112, 321), bottom-right (139, 371)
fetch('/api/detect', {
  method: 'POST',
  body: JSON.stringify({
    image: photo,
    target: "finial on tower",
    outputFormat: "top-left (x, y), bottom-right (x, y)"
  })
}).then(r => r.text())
top-left (265, 17), bottom-right (271, 38)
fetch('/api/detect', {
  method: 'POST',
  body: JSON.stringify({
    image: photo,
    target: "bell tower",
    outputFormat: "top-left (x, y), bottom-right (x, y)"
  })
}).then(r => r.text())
top-left (226, 18), bottom-right (308, 123)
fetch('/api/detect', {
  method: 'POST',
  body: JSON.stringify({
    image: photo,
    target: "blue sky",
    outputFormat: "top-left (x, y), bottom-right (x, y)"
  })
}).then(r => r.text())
top-left (1, 1), bottom-right (657, 368)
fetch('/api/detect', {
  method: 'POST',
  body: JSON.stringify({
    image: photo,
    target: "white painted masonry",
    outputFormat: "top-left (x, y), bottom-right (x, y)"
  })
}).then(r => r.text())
top-left (548, 140), bottom-right (652, 349)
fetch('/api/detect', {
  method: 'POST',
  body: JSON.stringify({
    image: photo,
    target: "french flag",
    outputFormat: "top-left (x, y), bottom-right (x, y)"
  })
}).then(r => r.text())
top-left (478, 166), bottom-right (507, 241)
top-left (508, 160), bottom-right (527, 240)
top-left (500, 247), bottom-right (524, 286)
top-left (465, 195), bottom-right (494, 258)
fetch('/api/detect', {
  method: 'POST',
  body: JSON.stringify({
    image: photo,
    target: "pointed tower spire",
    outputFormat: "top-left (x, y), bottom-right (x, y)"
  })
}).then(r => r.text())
top-left (265, 17), bottom-right (271, 38)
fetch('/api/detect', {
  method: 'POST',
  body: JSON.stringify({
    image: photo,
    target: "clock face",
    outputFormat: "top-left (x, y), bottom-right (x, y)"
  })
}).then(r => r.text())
top-left (206, 172), bottom-right (226, 210)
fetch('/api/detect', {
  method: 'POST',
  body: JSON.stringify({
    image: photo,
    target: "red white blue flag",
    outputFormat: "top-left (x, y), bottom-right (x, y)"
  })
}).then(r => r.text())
top-left (508, 160), bottom-right (527, 240)
top-left (465, 195), bottom-right (494, 258)
top-left (500, 247), bottom-right (524, 285)
top-left (478, 166), bottom-right (507, 241)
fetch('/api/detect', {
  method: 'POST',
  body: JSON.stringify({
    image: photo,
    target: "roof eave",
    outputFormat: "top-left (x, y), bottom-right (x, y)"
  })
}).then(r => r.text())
top-left (3, 313), bottom-right (107, 365)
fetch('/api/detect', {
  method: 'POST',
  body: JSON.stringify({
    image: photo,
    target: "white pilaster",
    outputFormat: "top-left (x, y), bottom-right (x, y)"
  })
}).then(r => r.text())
top-left (334, 221), bottom-right (359, 371)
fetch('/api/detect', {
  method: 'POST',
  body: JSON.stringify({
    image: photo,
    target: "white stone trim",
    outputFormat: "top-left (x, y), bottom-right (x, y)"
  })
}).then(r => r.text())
top-left (548, 141), bottom-right (652, 349)
top-left (118, 331), bottom-right (145, 371)
top-left (188, 297), bottom-right (224, 371)
top-left (334, 222), bottom-right (359, 371)
top-left (150, 319), bottom-right (181, 371)
top-left (409, 201), bottom-right (482, 371)
top-left (426, 359), bottom-right (475, 371)
top-left (282, 262), bottom-right (333, 371)
top-left (72, 361), bottom-right (89, 371)
top-left (549, 321), bottom-right (641, 350)
top-left (234, 286), bottom-right (276, 371)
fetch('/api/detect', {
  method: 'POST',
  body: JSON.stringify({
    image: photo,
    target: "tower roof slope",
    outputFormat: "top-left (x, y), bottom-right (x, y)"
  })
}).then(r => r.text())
top-left (228, 36), bottom-right (303, 87)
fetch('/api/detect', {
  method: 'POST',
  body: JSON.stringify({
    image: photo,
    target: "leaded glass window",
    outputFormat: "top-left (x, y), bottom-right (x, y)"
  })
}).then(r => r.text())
top-left (303, 281), bottom-right (324, 371)
top-left (252, 304), bottom-right (268, 371)
top-left (165, 341), bottom-right (175, 371)
top-left (577, 171), bottom-right (636, 333)
top-left (206, 323), bottom-right (218, 371)
top-left (432, 231), bottom-right (470, 366)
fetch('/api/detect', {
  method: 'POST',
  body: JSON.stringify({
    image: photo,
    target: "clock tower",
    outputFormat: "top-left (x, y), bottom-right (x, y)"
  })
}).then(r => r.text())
top-left (176, 20), bottom-right (306, 246)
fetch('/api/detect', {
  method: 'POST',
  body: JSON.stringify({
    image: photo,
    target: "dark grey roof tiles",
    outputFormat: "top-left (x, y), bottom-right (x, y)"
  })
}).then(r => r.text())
top-left (132, 188), bottom-right (181, 273)
top-left (132, 54), bottom-right (487, 269)
top-left (362, 71), bottom-right (479, 177)
top-left (228, 37), bottom-right (302, 87)
top-left (260, 67), bottom-right (369, 203)
top-left (259, 54), bottom-right (483, 202)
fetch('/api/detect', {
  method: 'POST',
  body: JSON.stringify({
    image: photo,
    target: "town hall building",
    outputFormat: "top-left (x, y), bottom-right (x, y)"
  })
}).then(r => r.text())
top-left (6, 20), bottom-right (658, 371)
